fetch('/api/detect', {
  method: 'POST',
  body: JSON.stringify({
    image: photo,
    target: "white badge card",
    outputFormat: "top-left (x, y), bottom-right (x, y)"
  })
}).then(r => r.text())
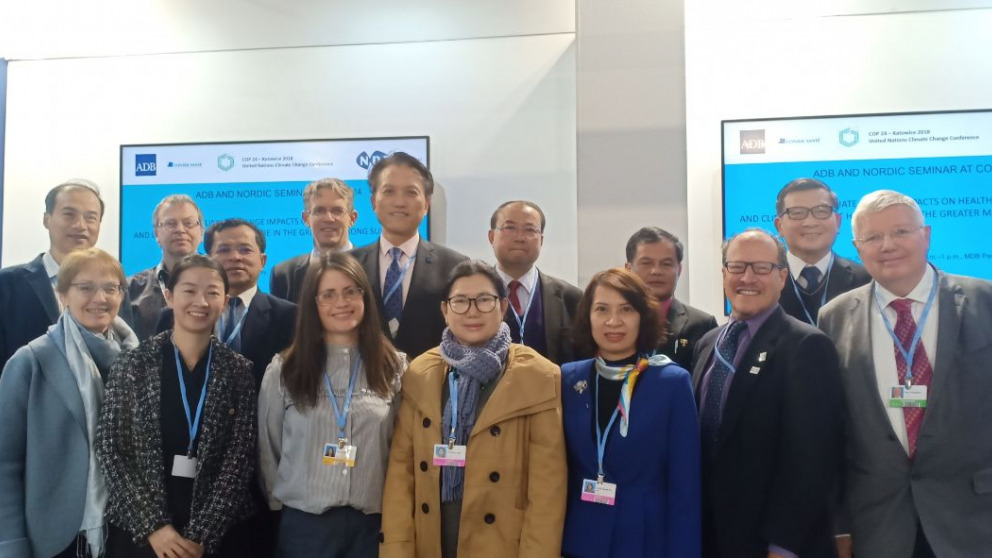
top-left (322, 443), bottom-right (357, 467)
top-left (580, 478), bottom-right (617, 506)
top-left (888, 385), bottom-right (928, 408)
top-left (432, 444), bottom-right (467, 467)
top-left (171, 455), bottom-right (197, 478)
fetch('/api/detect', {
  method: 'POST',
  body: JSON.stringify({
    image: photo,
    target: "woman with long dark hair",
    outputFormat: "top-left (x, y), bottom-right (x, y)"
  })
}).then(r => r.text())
top-left (258, 251), bottom-right (405, 557)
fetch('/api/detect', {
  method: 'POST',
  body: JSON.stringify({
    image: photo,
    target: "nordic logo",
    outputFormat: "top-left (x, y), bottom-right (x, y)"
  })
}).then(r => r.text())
top-left (218, 154), bottom-right (236, 172)
top-left (356, 150), bottom-right (388, 170)
top-left (135, 154), bottom-right (157, 176)
top-left (839, 128), bottom-right (859, 147)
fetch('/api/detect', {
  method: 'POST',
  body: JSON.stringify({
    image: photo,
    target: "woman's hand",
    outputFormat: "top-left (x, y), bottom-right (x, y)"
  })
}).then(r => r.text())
top-left (148, 525), bottom-right (204, 558)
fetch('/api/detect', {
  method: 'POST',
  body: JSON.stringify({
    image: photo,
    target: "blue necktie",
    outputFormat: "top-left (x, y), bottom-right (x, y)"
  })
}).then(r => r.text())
top-left (383, 247), bottom-right (405, 330)
top-left (700, 320), bottom-right (748, 455)
top-left (223, 297), bottom-right (243, 352)
top-left (800, 265), bottom-right (822, 291)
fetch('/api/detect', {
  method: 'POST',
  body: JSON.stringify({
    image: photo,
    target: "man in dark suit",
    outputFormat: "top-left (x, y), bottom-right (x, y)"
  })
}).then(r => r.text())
top-left (128, 194), bottom-right (204, 340)
top-left (350, 152), bottom-right (468, 359)
top-left (157, 218), bottom-right (296, 388)
top-left (487, 200), bottom-right (582, 364)
top-left (625, 226), bottom-right (717, 370)
top-left (819, 190), bottom-right (992, 558)
top-left (691, 228), bottom-right (844, 558)
top-left (270, 178), bottom-right (358, 303)
top-left (0, 179), bottom-right (133, 372)
top-left (773, 178), bottom-right (870, 324)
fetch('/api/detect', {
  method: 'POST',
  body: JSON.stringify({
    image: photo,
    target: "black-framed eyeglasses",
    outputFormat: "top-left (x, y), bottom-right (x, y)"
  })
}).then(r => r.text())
top-left (780, 204), bottom-right (835, 220)
top-left (316, 286), bottom-right (364, 306)
top-left (70, 282), bottom-right (125, 297)
top-left (445, 294), bottom-right (500, 314)
top-left (723, 261), bottom-right (782, 275)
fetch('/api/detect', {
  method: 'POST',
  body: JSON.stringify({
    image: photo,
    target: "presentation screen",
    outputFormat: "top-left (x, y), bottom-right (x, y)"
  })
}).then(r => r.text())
top-left (120, 137), bottom-right (429, 291)
top-left (723, 109), bottom-right (992, 280)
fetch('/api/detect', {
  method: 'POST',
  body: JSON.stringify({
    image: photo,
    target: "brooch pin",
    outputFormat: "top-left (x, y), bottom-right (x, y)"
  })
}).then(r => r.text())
top-left (573, 380), bottom-right (588, 394)
top-left (679, 338), bottom-right (689, 347)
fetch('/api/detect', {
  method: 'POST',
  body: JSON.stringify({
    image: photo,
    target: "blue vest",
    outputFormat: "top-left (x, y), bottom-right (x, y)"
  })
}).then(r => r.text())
top-left (505, 277), bottom-right (548, 358)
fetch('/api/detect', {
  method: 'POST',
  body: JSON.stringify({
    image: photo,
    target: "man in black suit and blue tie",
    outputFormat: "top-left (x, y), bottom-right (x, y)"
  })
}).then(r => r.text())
top-left (773, 178), bottom-right (870, 324)
top-left (349, 152), bottom-right (468, 360)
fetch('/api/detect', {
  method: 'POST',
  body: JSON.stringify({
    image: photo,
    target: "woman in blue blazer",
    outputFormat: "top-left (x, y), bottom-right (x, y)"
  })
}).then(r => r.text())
top-left (560, 268), bottom-right (700, 558)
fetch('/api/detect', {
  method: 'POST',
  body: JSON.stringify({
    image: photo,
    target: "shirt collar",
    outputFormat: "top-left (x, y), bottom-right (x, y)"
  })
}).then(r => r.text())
top-left (496, 266), bottom-right (539, 294)
top-left (380, 233), bottom-right (420, 258)
top-left (874, 264), bottom-right (936, 307)
top-left (730, 304), bottom-right (779, 338)
top-left (310, 241), bottom-right (354, 263)
top-left (787, 251), bottom-right (832, 280)
top-left (43, 251), bottom-right (60, 280)
top-left (234, 285), bottom-right (259, 309)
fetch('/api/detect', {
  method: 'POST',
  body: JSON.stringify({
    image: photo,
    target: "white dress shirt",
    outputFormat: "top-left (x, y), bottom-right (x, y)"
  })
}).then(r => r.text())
top-left (43, 251), bottom-right (63, 311)
top-left (787, 251), bottom-right (832, 288)
top-left (378, 234), bottom-right (419, 306)
top-left (496, 266), bottom-right (539, 314)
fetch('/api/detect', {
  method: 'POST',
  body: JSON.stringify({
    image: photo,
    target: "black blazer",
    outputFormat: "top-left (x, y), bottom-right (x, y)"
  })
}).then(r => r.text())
top-left (779, 253), bottom-right (870, 324)
top-left (156, 291), bottom-right (297, 390)
top-left (268, 253), bottom-right (310, 304)
top-left (350, 238), bottom-right (468, 360)
top-left (128, 266), bottom-right (167, 341)
top-left (658, 297), bottom-right (718, 371)
top-left (0, 254), bottom-right (134, 373)
top-left (501, 270), bottom-right (582, 365)
top-left (690, 306), bottom-right (844, 558)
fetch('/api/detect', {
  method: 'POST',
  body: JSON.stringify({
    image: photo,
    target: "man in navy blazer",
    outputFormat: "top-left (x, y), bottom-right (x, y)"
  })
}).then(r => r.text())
top-left (0, 179), bottom-right (133, 373)
top-left (691, 229), bottom-right (844, 558)
top-left (270, 178), bottom-right (358, 304)
top-left (350, 152), bottom-right (468, 360)
top-left (773, 178), bottom-right (870, 324)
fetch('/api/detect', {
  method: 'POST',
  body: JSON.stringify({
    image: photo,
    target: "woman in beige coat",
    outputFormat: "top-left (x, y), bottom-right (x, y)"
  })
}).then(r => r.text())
top-left (380, 260), bottom-right (566, 558)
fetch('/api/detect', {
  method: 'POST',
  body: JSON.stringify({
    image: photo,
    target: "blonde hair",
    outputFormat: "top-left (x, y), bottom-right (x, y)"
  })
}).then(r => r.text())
top-left (56, 248), bottom-right (125, 294)
top-left (851, 190), bottom-right (923, 237)
top-left (303, 178), bottom-right (355, 212)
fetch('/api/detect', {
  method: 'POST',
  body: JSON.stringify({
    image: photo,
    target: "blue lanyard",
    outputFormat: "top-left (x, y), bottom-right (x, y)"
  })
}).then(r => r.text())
top-left (790, 253), bottom-right (833, 325)
top-left (173, 343), bottom-right (213, 457)
top-left (510, 273), bottom-right (539, 344)
top-left (593, 374), bottom-right (621, 483)
top-left (873, 272), bottom-right (938, 387)
top-left (447, 371), bottom-right (459, 447)
top-left (219, 301), bottom-right (248, 346)
top-left (383, 251), bottom-right (417, 305)
top-left (323, 353), bottom-right (363, 445)
top-left (712, 322), bottom-right (742, 372)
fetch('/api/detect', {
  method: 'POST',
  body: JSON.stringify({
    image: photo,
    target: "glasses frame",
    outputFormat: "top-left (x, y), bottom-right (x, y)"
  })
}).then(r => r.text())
top-left (156, 219), bottom-right (202, 231)
top-left (493, 225), bottom-right (543, 238)
top-left (723, 261), bottom-right (783, 275)
top-left (445, 294), bottom-right (501, 314)
top-left (315, 286), bottom-right (365, 306)
top-left (69, 282), bottom-right (126, 297)
top-left (854, 225), bottom-right (925, 248)
top-left (780, 204), bottom-right (836, 221)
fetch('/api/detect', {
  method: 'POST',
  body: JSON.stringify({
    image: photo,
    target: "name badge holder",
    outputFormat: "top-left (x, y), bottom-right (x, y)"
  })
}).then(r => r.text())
top-left (434, 371), bottom-right (468, 467)
top-left (321, 354), bottom-right (363, 469)
top-left (873, 274), bottom-right (937, 409)
top-left (581, 374), bottom-right (619, 506)
top-left (171, 344), bottom-right (213, 479)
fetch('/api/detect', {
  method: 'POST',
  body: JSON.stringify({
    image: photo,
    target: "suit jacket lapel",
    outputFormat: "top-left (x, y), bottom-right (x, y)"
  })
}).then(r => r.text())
top-left (32, 336), bottom-right (88, 437)
top-left (929, 273), bottom-right (963, 411)
top-left (691, 331), bottom-right (717, 396)
top-left (827, 256), bottom-right (852, 300)
top-left (240, 292), bottom-right (270, 353)
top-left (540, 272), bottom-right (562, 363)
top-left (666, 299), bottom-right (689, 351)
top-left (27, 256), bottom-right (60, 323)
top-left (847, 284), bottom-right (904, 442)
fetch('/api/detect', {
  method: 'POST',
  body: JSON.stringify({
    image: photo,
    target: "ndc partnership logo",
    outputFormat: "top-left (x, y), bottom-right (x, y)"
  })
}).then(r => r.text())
top-left (356, 150), bottom-right (388, 170)
top-left (739, 130), bottom-right (765, 154)
top-left (135, 154), bottom-right (157, 176)
top-left (839, 128), bottom-right (859, 147)
top-left (217, 154), bottom-right (236, 171)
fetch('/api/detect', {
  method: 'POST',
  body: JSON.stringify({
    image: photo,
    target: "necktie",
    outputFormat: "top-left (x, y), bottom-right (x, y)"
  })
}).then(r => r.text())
top-left (507, 280), bottom-right (523, 315)
top-left (800, 265), bottom-right (822, 291)
top-left (223, 297), bottom-right (243, 352)
top-left (890, 298), bottom-right (932, 459)
top-left (699, 320), bottom-right (748, 455)
top-left (383, 247), bottom-right (405, 335)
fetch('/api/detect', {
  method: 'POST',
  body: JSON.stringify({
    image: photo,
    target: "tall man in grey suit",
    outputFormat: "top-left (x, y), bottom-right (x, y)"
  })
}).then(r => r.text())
top-left (625, 227), bottom-right (717, 370)
top-left (774, 178), bottom-right (870, 324)
top-left (350, 152), bottom-right (468, 359)
top-left (488, 200), bottom-right (582, 364)
top-left (270, 178), bottom-right (358, 303)
top-left (819, 190), bottom-right (992, 558)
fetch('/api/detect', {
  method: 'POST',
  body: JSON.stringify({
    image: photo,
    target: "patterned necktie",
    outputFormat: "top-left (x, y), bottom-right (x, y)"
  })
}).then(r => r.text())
top-left (223, 297), bottom-right (243, 352)
top-left (383, 247), bottom-right (405, 333)
top-left (890, 298), bottom-right (932, 459)
top-left (699, 320), bottom-right (748, 455)
top-left (800, 265), bottom-right (822, 291)
top-left (507, 280), bottom-right (523, 315)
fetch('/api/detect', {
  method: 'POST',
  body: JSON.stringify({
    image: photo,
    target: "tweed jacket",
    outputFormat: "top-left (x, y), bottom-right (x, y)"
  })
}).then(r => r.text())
top-left (96, 332), bottom-right (257, 554)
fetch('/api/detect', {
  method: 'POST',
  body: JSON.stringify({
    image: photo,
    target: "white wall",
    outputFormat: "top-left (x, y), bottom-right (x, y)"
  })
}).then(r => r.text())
top-left (685, 7), bottom-right (992, 319)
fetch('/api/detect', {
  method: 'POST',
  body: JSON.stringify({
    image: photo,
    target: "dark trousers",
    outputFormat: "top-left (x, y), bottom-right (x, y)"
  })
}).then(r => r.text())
top-left (53, 533), bottom-right (91, 558)
top-left (277, 506), bottom-right (381, 558)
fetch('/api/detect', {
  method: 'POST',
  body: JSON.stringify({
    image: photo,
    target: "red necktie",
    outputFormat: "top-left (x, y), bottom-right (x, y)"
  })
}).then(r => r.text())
top-left (508, 280), bottom-right (523, 315)
top-left (890, 298), bottom-right (932, 459)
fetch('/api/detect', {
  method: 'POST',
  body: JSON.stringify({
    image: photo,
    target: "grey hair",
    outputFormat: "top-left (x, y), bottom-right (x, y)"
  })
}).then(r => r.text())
top-left (152, 194), bottom-right (204, 227)
top-left (722, 227), bottom-right (788, 268)
top-left (851, 190), bottom-right (923, 238)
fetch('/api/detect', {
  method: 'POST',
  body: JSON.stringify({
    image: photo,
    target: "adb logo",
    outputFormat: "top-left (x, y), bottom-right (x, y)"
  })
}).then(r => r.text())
top-left (356, 150), bottom-right (388, 170)
top-left (839, 128), bottom-right (859, 147)
top-left (739, 130), bottom-right (765, 154)
top-left (135, 154), bottom-right (157, 176)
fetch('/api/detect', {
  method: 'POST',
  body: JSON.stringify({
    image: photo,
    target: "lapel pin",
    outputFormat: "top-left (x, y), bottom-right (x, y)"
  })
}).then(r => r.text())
top-left (679, 338), bottom-right (689, 347)
top-left (758, 352), bottom-right (767, 363)
top-left (573, 380), bottom-right (588, 394)
top-left (749, 366), bottom-right (761, 375)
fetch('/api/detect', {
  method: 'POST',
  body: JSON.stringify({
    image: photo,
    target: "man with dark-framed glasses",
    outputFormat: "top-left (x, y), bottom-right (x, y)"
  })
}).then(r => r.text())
top-left (773, 178), bottom-right (870, 324)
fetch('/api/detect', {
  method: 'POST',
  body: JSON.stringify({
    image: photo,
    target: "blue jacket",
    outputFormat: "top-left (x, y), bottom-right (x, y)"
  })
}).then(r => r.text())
top-left (560, 359), bottom-right (701, 558)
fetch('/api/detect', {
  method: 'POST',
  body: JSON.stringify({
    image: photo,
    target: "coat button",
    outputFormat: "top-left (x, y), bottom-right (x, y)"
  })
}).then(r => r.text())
top-left (490, 425), bottom-right (501, 437)
top-left (484, 513), bottom-right (496, 524)
top-left (489, 471), bottom-right (500, 483)
top-left (228, 408), bottom-right (236, 416)
top-left (422, 503), bottom-right (430, 514)
top-left (377, 532), bottom-right (384, 543)
top-left (420, 461), bottom-right (428, 472)
top-left (423, 418), bottom-right (431, 428)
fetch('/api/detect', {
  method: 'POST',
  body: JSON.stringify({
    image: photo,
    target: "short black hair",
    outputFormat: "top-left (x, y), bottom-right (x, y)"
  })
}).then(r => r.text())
top-left (775, 178), bottom-right (839, 216)
top-left (204, 218), bottom-right (267, 254)
top-left (625, 227), bottom-right (684, 264)
top-left (444, 260), bottom-right (508, 301)
top-left (166, 254), bottom-right (230, 294)
top-left (489, 200), bottom-right (547, 232)
top-left (368, 152), bottom-right (434, 198)
top-left (45, 179), bottom-right (105, 218)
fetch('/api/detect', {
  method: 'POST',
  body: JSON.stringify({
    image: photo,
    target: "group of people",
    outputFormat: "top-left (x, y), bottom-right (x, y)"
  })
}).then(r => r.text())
top-left (0, 152), bottom-right (988, 558)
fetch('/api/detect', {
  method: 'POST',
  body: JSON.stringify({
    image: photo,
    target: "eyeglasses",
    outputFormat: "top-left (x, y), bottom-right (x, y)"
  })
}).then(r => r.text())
top-left (854, 226), bottom-right (923, 248)
top-left (308, 207), bottom-right (350, 219)
top-left (316, 286), bottom-right (364, 306)
top-left (494, 225), bottom-right (542, 238)
top-left (157, 219), bottom-right (201, 231)
top-left (70, 282), bottom-right (125, 297)
top-left (780, 204), bottom-right (835, 220)
top-left (723, 261), bottom-right (783, 275)
top-left (213, 245), bottom-right (258, 257)
top-left (445, 294), bottom-right (500, 314)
